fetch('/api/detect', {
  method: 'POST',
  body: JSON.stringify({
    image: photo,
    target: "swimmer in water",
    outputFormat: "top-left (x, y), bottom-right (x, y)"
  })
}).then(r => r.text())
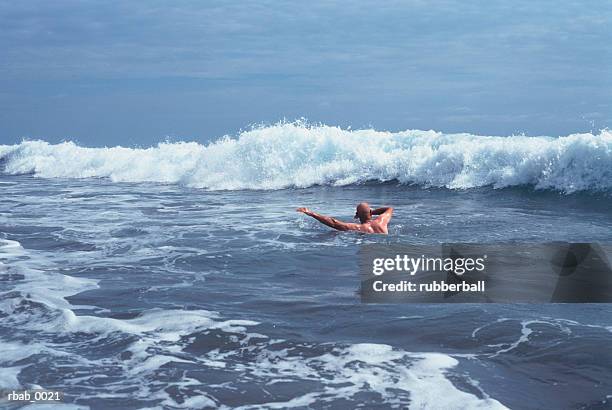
top-left (296, 202), bottom-right (393, 234)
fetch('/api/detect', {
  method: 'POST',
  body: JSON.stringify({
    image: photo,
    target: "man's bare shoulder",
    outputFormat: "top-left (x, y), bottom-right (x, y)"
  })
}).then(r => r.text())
top-left (368, 219), bottom-right (389, 234)
top-left (346, 222), bottom-right (380, 234)
top-left (374, 208), bottom-right (393, 225)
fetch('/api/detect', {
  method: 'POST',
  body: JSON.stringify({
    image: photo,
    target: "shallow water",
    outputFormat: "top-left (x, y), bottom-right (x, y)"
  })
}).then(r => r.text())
top-left (1, 175), bottom-right (612, 409)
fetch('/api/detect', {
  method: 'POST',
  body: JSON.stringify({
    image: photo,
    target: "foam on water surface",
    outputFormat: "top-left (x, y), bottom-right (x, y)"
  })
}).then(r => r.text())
top-left (1, 170), bottom-right (611, 408)
top-left (0, 238), bottom-right (510, 409)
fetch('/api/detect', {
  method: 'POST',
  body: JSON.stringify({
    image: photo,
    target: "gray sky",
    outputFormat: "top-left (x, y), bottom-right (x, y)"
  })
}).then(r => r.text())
top-left (1, 0), bottom-right (610, 146)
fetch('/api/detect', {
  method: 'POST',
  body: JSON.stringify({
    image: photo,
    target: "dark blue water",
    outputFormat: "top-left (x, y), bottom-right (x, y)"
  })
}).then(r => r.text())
top-left (1, 175), bottom-right (611, 409)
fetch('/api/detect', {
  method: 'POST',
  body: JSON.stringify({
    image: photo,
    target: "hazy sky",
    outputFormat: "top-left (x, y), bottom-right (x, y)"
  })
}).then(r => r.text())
top-left (1, 0), bottom-right (610, 146)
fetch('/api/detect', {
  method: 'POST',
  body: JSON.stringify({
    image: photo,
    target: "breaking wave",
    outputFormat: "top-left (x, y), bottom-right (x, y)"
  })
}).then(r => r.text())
top-left (1, 123), bottom-right (611, 193)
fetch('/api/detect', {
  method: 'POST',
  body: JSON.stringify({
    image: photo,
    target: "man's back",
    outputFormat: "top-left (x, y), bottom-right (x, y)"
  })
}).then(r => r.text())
top-left (360, 216), bottom-right (391, 234)
top-left (296, 204), bottom-right (393, 235)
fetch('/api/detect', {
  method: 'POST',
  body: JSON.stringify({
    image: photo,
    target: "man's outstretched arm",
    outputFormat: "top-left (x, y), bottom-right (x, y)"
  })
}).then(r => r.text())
top-left (296, 207), bottom-right (355, 231)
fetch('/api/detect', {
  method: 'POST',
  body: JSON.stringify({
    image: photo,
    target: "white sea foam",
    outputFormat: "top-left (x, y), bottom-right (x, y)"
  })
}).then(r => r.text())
top-left (472, 318), bottom-right (574, 358)
top-left (0, 239), bottom-right (241, 407)
top-left (238, 343), bottom-right (507, 409)
top-left (0, 238), bottom-right (507, 408)
top-left (1, 123), bottom-right (611, 192)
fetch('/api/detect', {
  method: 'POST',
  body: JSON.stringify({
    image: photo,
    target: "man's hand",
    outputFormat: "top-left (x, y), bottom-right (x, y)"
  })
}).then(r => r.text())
top-left (296, 207), bottom-right (311, 215)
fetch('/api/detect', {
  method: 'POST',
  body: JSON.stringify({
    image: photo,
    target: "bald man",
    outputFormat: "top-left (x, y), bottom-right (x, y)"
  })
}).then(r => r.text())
top-left (296, 202), bottom-right (393, 234)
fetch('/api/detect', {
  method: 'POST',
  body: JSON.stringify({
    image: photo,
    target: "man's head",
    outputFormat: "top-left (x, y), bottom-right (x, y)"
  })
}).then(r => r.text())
top-left (355, 202), bottom-right (372, 223)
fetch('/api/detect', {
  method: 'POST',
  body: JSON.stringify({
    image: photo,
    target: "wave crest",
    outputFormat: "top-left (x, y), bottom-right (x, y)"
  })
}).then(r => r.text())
top-left (1, 124), bottom-right (611, 192)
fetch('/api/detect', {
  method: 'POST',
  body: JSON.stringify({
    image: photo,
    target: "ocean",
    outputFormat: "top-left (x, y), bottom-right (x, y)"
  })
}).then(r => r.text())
top-left (1, 124), bottom-right (612, 409)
